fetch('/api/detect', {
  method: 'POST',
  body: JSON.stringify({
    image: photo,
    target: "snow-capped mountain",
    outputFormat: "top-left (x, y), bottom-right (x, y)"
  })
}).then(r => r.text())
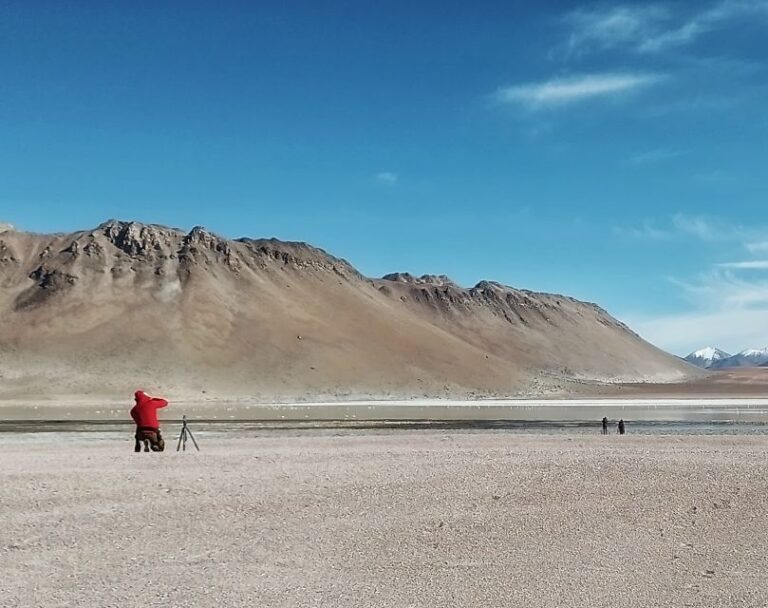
top-left (684, 347), bottom-right (732, 369)
top-left (711, 347), bottom-right (768, 369)
top-left (688, 346), bottom-right (768, 369)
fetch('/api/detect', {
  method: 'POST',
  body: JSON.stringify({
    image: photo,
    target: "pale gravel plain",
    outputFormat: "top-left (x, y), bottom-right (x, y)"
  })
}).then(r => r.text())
top-left (2, 433), bottom-right (768, 608)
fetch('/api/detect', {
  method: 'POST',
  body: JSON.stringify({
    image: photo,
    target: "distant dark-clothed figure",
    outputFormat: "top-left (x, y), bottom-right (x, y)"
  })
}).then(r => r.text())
top-left (130, 390), bottom-right (168, 452)
top-left (617, 419), bottom-right (626, 435)
top-left (601, 417), bottom-right (609, 435)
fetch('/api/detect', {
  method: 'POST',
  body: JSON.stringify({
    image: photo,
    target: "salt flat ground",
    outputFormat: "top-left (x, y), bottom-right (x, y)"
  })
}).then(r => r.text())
top-left (2, 433), bottom-right (767, 607)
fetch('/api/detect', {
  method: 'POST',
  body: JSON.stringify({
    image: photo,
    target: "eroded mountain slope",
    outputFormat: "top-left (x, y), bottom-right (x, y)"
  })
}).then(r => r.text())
top-left (0, 221), bottom-right (699, 400)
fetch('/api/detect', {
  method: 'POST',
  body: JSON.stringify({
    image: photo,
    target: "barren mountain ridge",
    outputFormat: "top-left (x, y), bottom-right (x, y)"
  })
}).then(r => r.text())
top-left (0, 220), bottom-right (699, 400)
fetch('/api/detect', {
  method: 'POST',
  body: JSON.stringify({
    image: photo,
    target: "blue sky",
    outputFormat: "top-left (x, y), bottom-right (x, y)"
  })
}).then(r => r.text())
top-left (1, 0), bottom-right (767, 355)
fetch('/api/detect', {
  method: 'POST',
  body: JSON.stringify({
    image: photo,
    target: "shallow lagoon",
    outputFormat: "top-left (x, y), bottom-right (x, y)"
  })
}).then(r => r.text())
top-left (4, 398), bottom-right (768, 439)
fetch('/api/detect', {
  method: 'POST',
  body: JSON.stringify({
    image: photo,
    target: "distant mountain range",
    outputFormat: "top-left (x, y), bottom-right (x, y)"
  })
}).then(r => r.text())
top-left (685, 346), bottom-right (768, 369)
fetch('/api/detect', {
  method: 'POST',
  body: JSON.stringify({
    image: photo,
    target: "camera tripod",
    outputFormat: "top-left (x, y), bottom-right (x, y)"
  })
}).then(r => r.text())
top-left (176, 415), bottom-right (200, 452)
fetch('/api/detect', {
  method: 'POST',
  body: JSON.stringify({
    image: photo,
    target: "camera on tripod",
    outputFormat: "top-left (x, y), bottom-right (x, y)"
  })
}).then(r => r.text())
top-left (176, 415), bottom-right (200, 452)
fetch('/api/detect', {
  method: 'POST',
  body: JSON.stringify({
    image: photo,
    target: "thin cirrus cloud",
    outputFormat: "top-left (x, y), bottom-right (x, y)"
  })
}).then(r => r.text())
top-left (640, 0), bottom-right (768, 53)
top-left (670, 270), bottom-right (768, 312)
top-left (718, 260), bottom-right (768, 269)
top-left (563, 1), bottom-right (768, 55)
top-left (629, 267), bottom-right (768, 353)
top-left (494, 73), bottom-right (663, 109)
top-left (620, 215), bottom-right (768, 247)
top-left (619, 215), bottom-right (768, 353)
top-left (628, 307), bottom-right (768, 355)
top-left (616, 214), bottom-right (735, 242)
top-left (563, 5), bottom-right (668, 54)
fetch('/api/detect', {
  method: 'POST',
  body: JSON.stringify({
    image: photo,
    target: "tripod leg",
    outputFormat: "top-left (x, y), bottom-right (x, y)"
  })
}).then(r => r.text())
top-left (176, 426), bottom-right (184, 452)
top-left (186, 427), bottom-right (200, 451)
top-left (183, 428), bottom-right (187, 451)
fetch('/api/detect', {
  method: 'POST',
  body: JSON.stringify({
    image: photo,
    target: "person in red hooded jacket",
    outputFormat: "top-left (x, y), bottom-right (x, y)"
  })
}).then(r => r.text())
top-left (130, 390), bottom-right (169, 452)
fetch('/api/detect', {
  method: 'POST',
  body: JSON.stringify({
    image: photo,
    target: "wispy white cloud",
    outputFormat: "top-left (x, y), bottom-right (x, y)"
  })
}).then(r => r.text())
top-left (614, 213), bottom-right (756, 242)
top-left (563, 1), bottom-right (768, 56)
top-left (718, 260), bottom-right (768, 269)
top-left (564, 5), bottom-right (669, 55)
top-left (494, 73), bottom-right (662, 109)
top-left (639, 0), bottom-right (768, 53)
top-left (671, 214), bottom-right (723, 241)
top-left (617, 214), bottom-right (740, 242)
top-left (623, 221), bottom-right (768, 353)
top-left (637, 15), bottom-right (710, 53)
top-left (626, 265), bottom-right (768, 353)
top-left (375, 172), bottom-right (398, 185)
top-left (628, 307), bottom-right (768, 355)
top-left (672, 269), bottom-right (768, 308)
top-left (669, 269), bottom-right (768, 352)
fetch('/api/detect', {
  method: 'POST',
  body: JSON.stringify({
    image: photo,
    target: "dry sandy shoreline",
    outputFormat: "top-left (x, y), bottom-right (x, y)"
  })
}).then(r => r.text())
top-left (2, 433), bottom-right (767, 607)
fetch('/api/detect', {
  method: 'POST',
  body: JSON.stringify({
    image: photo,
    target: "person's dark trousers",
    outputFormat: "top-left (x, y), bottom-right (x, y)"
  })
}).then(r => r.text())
top-left (134, 427), bottom-right (165, 452)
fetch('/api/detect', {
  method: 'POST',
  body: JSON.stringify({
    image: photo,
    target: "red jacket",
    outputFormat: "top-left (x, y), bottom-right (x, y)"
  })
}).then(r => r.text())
top-left (130, 391), bottom-right (168, 429)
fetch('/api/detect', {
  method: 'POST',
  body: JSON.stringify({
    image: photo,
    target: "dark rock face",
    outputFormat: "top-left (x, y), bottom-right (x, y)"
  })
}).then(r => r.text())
top-left (15, 265), bottom-right (78, 310)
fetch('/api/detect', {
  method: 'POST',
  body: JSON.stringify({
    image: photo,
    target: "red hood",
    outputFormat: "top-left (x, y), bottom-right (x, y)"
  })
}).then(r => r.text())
top-left (130, 391), bottom-right (168, 428)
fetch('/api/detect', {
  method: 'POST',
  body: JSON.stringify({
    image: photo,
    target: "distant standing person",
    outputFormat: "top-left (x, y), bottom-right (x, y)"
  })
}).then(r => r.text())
top-left (601, 417), bottom-right (609, 435)
top-left (130, 390), bottom-right (169, 452)
top-left (617, 419), bottom-right (626, 435)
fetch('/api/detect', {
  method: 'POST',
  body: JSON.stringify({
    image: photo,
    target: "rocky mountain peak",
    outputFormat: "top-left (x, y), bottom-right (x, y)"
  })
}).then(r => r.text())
top-left (687, 346), bottom-right (768, 369)
top-left (472, 280), bottom-right (508, 293)
top-left (183, 225), bottom-right (227, 250)
top-left (382, 272), bottom-right (458, 287)
top-left (180, 225), bottom-right (239, 269)
top-left (97, 219), bottom-right (180, 257)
